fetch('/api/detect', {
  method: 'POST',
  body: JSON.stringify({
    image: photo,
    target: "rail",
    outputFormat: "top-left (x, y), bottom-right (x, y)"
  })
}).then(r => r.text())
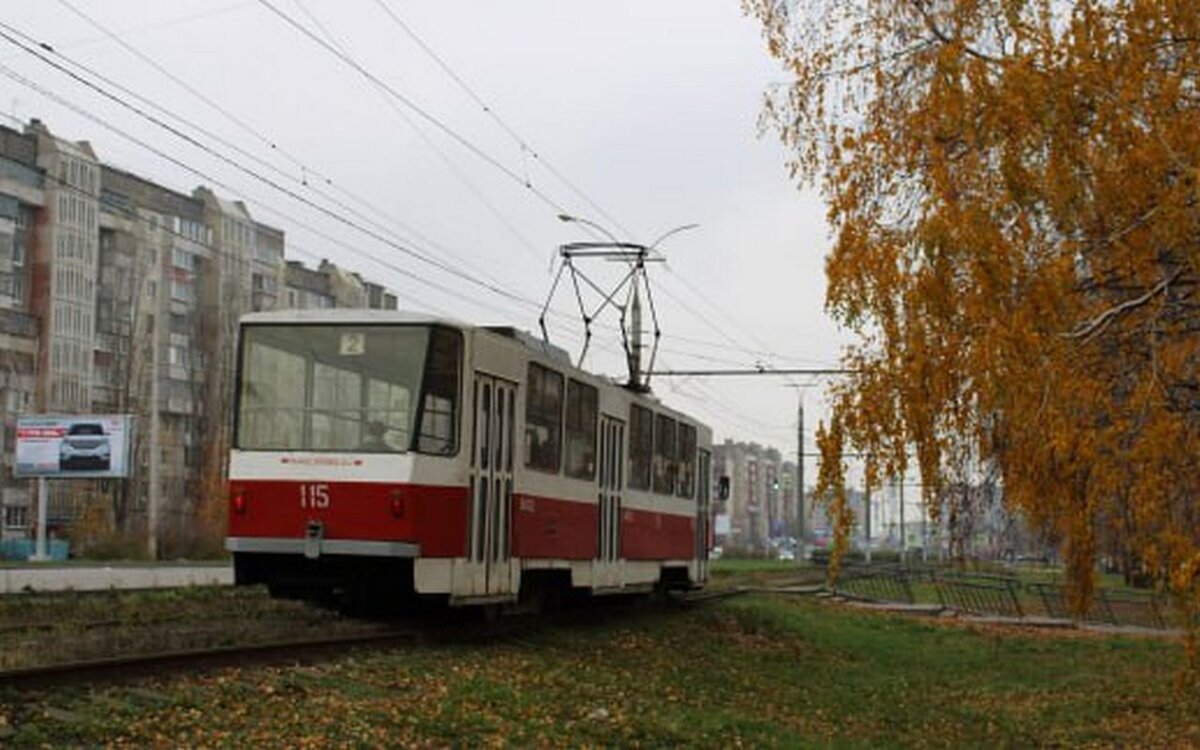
top-left (0, 629), bottom-right (417, 688)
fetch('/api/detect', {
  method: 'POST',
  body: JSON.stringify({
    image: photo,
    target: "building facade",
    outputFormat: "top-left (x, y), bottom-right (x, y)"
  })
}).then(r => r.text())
top-left (0, 126), bottom-right (42, 539)
top-left (0, 118), bottom-right (400, 549)
top-left (714, 440), bottom-right (794, 550)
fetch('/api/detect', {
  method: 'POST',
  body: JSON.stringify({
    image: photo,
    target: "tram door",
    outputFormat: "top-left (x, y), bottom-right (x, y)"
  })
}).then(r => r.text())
top-left (597, 415), bottom-right (624, 565)
top-left (696, 450), bottom-right (712, 566)
top-left (470, 374), bottom-right (516, 596)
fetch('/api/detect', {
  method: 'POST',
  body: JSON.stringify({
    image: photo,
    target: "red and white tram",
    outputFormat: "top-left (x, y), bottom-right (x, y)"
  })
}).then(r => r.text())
top-left (226, 310), bottom-right (713, 608)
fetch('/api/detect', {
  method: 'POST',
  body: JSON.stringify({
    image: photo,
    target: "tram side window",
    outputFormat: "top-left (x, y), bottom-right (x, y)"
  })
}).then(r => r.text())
top-left (565, 379), bottom-right (598, 480)
top-left (653, 414), bottom-right (677, 495)
top-left (629, 404), bottom-right (653, 490)
top-left (525, 362), bottom-right (563, 472)
top-left (677, 423), bottom-right (696, 499)
top-left (416, 327), bottom-right (462, 455)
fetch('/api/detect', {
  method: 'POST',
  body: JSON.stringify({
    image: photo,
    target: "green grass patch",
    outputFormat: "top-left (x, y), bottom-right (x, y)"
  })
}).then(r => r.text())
top-left (0, 594), bottom-right (1194, 747)
top-left (710, 558), bottom-right (805, 574)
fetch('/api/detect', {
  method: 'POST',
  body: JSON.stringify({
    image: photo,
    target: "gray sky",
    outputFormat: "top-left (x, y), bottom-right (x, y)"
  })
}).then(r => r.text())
top-left (2, 0), bottom-right (850, 465)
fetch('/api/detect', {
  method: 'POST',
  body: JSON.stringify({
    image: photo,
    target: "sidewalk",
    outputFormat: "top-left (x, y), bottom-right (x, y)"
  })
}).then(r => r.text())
top-left (0, 563), bottom-right (233, 593)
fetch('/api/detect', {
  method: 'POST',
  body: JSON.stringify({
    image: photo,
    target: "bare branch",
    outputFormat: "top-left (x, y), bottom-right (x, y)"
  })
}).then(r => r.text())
top-left (908, 0), bottom-right (1003, 65)
top-left (1064, 269), bottom-right (1183, 343)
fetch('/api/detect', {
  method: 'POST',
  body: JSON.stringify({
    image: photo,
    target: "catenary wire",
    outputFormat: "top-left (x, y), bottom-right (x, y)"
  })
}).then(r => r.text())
top-left (366, 0), bottom-right (634, 240)
top-left (2, 20), bottom-right (820, 381)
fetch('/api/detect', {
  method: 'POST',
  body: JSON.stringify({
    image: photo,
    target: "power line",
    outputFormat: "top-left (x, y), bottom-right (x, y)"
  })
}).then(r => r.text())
top-left (55, 0), bottom-right (299, 173)
top-left (367, 0), bottom-right (634, 239)
top-left (0, 18), bottom-right (590, 329)
top-left (285, 0), bottom-right (548, 270)
top-left (252, 0), bottom-right (577, 219)
top-left (3, 20), bottom-right (812, 376)
top-left (41, 3), bottom-right (540, 296)
top-left (41, 2), bottom-right (254, 54)
top-left (649, 368), bottom-right (855, 377)
top-left (0, 38), bottom-right (544, 311)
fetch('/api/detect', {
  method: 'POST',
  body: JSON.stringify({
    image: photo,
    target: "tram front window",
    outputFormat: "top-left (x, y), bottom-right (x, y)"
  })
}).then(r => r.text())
top-left (236, 324), bottom-right (461, 455)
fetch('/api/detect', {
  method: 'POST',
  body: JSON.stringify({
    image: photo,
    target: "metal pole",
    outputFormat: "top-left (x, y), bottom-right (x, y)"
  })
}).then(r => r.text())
top-left (899, 474), bottom-right (906, 561)
top-left (796, 397), bottom-right (804, 560)
top-left (148, 247), bottom-right (164, 560)
top-left (864, 476), bottom-right (872, 565)
top-left (34, 476), bottom-right (47, 561)
top-left (922, 492), bottom-right (929, 562)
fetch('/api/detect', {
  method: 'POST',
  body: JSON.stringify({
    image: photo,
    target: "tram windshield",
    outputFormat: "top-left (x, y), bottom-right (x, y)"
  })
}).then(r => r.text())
top-left (235, 324), bottom-right (461, 455)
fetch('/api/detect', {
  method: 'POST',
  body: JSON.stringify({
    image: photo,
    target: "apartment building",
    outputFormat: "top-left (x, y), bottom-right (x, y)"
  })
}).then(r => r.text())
top-left (713, 440), bottom-right (793, 549)
top-left (0, 118), bottom-right (400, 546)
top-left (96, 165), bottom-right (212, 535)
top-left (283, 259), bottom-right (400, 311)
top-left (0, 126), bottom-right (41, 539)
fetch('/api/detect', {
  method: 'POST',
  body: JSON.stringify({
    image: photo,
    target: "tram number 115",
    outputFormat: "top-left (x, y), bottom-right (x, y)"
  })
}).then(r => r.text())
top-left (300, 483), bottom-right (331, 509)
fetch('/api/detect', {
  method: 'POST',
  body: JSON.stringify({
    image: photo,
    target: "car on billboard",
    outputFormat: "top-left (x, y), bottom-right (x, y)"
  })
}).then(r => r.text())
top-left (58, 422), bottom-right (112, 471)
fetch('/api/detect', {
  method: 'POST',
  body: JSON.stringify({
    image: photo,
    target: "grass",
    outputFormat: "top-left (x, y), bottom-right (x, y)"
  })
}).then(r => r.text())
top-left (710, 558), bottom-right (809, 575)
top-left (0, 594), bottom-right (1194, 747)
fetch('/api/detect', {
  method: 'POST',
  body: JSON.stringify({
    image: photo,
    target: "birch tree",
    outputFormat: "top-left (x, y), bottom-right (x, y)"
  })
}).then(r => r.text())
top-left (748, 0), bottom-right (1200, 648)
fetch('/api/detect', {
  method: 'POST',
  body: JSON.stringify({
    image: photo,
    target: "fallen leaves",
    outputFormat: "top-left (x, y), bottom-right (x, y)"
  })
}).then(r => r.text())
top-left (0, 596), bottom-right (1194, 747)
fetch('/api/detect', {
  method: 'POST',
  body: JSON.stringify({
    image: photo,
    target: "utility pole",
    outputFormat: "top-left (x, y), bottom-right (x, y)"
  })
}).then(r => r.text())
top-left (796, 398), bottom-right (805, 561)
top-left (147, 251), bottom-right (163, 560)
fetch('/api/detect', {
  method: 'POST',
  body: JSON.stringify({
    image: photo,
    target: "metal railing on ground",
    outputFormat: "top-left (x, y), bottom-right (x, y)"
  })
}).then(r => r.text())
top-left (822, 562), bottom-right (1170, 629)
top-left (1026, 582), bottom-right (1167, 629)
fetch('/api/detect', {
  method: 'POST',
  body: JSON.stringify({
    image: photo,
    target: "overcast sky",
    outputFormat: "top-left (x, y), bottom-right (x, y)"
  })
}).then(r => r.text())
top-left (2, 0), bottom-right (851, 470)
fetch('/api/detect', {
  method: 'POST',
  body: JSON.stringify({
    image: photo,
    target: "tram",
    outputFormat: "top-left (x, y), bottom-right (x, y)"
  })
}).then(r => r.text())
top-left (226, 309), bottom-right (713, 608)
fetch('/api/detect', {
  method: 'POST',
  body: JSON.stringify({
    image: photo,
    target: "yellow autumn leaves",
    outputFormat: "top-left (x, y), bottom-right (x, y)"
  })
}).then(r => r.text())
top-left (748, 0), bottom-right (1200, 637)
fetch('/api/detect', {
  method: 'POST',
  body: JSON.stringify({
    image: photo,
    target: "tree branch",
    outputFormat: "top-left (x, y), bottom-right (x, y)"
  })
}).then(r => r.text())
top-left (1064, 269), bottom-right (1183, 343)
top-left (908, 0), bottom-right (1002, 65)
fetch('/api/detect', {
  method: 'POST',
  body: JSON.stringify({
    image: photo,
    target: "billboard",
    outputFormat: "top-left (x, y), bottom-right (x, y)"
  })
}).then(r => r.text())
top-left (15, 415), bottom-right (133, 479)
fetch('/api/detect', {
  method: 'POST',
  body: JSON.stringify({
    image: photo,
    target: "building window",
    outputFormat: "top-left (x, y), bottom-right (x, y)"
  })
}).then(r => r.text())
top-left (3, 505), bottom-right (28, 530)
top-left (170, 279), bottom-right (192, 302)
top-left (172, 247), bottom-right (193, 271)
top-left (524, 362), bottom-right (562, 473)
top-left (653, 414), bottom-right (678, 495)
top-left (169, 313), bottom-right (189, 335)
top-left (629, 404), bottom-right (653, 491)
top-left (564, 379), bottom-right (597, 480)
top-left (168, 345), bottom-right (190, 368)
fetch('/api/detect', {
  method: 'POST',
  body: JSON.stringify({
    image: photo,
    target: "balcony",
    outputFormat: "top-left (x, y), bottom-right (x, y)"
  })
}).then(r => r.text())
top-left (0, 308), bottom-right (36, 338)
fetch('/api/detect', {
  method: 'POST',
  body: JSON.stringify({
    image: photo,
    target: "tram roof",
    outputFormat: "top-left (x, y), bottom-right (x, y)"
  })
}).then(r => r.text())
top-left (240, 309), bottom-right (468, 328)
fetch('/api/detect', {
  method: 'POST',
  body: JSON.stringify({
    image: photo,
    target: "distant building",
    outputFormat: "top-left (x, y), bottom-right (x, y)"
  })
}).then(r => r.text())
top-left (714, 440), bottom-right (791, 549)
top-left (0, 117), bottom-right (400, 545)
top-left (283, 259), bottom-right (399, 311)
top-left (251, 222), bottom-right (284, 313)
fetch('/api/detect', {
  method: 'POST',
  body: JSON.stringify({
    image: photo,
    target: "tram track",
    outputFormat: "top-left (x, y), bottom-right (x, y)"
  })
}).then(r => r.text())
top-left (0, 586), bottom-right (743, 688)
top-left (0, 628), bottom-right (420, 689)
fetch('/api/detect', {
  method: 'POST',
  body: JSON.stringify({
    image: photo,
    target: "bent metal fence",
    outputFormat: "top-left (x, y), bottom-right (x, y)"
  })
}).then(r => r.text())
top-left (932, 572), bottom-right (1025, 618)
top-left (834, 564), bottom-right (919, 604)
top-left (829, 565), bottom-right (1169, 629)
top-left (1026, 582), bottom-right (1167, 629)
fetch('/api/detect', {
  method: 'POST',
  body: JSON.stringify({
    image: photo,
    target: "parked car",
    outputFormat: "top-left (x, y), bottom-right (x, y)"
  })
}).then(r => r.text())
top-left (59, 423), bottom-right (111, 471)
